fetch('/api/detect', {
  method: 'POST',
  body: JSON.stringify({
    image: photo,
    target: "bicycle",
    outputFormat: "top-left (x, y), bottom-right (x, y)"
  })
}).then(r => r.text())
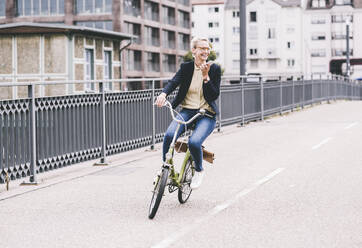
top-left (148, 100), bottom-right (214, 219)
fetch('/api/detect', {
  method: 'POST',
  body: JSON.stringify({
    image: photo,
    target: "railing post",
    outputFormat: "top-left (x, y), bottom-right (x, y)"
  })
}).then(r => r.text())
top-left (302, 75), bottom-right (305, 109)
top-left (23, 84), bottom-right (37, 184)
top-left (218, 88), bottom-right (222, 132)
top-left (311, 74), bottom-right (314, 105)
top-left (151, 80), bottom-right (156, 150)
top-left (279, 76), bottom-right (282, 115)
top-left (291, 78), bottom-right (295, 112)
top-left (260, 77), bottom-right (264, 121)
top-left (94, 82), bottom-right (108, 166)
top-left (241, 77), bottom-right (245, 126)
top-left (327, 74), bottom-right (330, 104)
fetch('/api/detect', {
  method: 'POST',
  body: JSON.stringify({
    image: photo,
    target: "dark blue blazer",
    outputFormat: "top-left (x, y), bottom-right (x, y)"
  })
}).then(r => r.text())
top-left (162, 61), bottom-right (221, 115)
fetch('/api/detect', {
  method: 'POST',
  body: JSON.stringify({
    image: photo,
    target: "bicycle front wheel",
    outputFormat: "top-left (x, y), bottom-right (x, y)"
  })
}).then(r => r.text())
top-left (178, 159), bottom-right (193, 204)
top-left (148, 167), bottom-right (169, 219)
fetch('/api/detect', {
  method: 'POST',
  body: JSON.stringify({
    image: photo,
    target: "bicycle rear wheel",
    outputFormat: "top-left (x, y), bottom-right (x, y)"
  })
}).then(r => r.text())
top-left (178, 159), bottom-right (193, 204)
top-left (148, 167), bottom-right (169, 219)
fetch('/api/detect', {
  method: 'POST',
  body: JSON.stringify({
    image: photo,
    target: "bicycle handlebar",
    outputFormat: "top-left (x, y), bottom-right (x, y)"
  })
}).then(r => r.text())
top-left (162, 100), bottom-right (212, 125)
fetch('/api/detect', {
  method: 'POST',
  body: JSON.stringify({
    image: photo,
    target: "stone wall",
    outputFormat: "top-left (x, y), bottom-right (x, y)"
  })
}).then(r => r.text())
top-left (44, 35), bottom-right (66, 74)
top-left (0, 36), bottom-right (12, 75)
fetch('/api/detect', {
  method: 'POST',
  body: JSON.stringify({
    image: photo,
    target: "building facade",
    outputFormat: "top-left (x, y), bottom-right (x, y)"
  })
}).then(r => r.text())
top-left (222, 0), bottom-right (362, 79)
top-left (0, 0), bottom-right (192, 90)
top-left (0, 22), bottom-right (132, 100)
top-left (191, 0), bottom-right (225, 66)
top-left (303, 0), bottom-right (362, 79)
top-left (224, 0), bottom-right (303, 77)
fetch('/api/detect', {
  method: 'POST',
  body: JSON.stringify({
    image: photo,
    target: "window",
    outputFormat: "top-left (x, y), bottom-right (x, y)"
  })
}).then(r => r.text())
top-left (250, 11), bottom-right (257, 22)
top-left (215, 37), bottom-right (219, 43)
top-left (162, 30), bottom-right (176, 49)
top-left (104, 51), bottom-right (112, 91)
top-left (146, 52), bottom-right (160, 72)
top-left (287, 59), bottom-right (295, 67)
top-left (268, 59), bottom-right (277, 69)
top-left (123, 0), bottom-right (141, 17)
top-left (178, 10), bottom-right (190, 28)
top-left (76, 0), bottom-right (112, 14)
top-left (144, 26), bottom-right (160, 47)
top-left (85, 49), bottom-right (95, 91)
top-left (124, 22), bottom-right (141, 44)
top-left (126, 50), bottom-right (142, 71)
top-left (76, 21), bottom-right (113, 31)
top-left (249, 48), bottom-right (257, 55)
top-left (144, 0), bottom-right (159, 22)
top-left (209, 38), bottom-right (214, 43)
top-left (311, 0), bottom-right (326, 8)
top-left (286, 26), bottom-right (295, 34)
top-left (287, 41), bottom-right (295, 49)
top-left (331, 14), bottom-right (353, 23)
top-left (162, 6), bottom-right (175, 25)
top-left (0, 0), bottom-right (6, 17)
top-left (311, 33), bottom-right (326, 40)
top-left (208, 22), bottom-right (219, 28)
top-left (311, 49), bottom-right (326, 57)
top-left (311, 16), bottom-right (326, 24)
top-left (163, 54), bottom-right (176, 72)
top-left (335, 0), bottom-right (352, 5)
top-left (233, 11), bottom-right (239, 18)
top-left (17, 0), bottom-right (65, 16)
top-left (268, 28), bottom-right (276, 39)
top-left (208, 7), bottom-right (219, 13)
top-left (233, 27), bottom-right (240, 35)
top-left (249, 59), bottom-right (258, 69)
top-left (178, 33), bottom-right (189, 50)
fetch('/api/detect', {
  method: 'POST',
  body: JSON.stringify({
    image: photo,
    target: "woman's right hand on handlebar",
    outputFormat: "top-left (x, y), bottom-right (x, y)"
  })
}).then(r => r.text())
top-left (155, 93), bottom-right (167, 107)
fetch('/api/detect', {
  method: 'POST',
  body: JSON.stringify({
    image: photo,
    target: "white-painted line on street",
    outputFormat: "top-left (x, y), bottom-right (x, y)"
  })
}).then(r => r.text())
top-left (151, 168), bottom-right (285, 248)
top-left (312, 137), bottom-right (333, 150)
top-left (344, 122), bottom-right (358, 130)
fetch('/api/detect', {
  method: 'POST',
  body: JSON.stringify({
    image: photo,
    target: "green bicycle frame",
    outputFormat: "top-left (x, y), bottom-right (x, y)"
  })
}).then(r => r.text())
top-left (165, 146), bottom-right (192, 187)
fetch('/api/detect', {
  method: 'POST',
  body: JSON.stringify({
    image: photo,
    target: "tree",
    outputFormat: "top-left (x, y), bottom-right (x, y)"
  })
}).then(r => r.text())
top-left (183, 50), bottom-right (217, 62)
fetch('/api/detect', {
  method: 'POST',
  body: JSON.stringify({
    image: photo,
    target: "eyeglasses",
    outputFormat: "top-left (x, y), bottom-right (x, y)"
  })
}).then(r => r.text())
top-left (196, 47), bottom-right (210, 52)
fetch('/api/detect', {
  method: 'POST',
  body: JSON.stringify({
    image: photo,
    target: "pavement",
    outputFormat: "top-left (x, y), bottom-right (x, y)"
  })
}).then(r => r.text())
top-left (1, 100), bottom-right (362, 248)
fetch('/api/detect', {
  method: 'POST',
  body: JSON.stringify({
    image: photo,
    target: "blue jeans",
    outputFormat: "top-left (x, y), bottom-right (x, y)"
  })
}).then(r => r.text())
top-left (163, 108), bottom-right (216, 172)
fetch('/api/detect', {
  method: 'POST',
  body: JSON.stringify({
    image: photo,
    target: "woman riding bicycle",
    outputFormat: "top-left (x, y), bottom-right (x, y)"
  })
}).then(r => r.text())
top-left (155, 37), bottom-right (221, 189)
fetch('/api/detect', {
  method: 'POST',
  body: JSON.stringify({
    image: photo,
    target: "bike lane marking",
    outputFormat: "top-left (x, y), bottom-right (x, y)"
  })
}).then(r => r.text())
top-left (311, 137), bottom-right (333, 150)
top-left (344, 122), bottom-right (358, 130)
top-left (151, 168), bottom-right (285, 248)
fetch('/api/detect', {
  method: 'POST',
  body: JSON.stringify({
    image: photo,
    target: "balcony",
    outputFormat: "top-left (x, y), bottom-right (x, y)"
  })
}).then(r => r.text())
top-left (332, 49), bottom-right (353, 57)
top-left (331, 32), bottom-right (353, 40)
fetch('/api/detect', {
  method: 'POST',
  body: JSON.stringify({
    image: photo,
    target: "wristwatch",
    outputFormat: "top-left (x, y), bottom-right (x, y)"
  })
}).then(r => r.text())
top-left (203, 77), bottom-right (210, 83)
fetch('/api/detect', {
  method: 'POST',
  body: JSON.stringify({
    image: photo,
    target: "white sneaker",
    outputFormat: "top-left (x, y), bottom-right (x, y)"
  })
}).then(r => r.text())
top-left (190, 171), bottom-right (204, 189)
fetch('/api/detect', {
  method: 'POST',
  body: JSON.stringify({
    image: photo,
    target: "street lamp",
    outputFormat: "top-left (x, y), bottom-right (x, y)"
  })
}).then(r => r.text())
top-left (239, 0), bottom-right (246, 76)
top-left (345, 18), bottom-right (351, 79)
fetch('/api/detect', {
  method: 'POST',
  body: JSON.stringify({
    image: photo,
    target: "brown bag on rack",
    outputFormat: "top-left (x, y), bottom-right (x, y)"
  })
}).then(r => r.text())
top-left (175, 141), bottom-right (215, 164)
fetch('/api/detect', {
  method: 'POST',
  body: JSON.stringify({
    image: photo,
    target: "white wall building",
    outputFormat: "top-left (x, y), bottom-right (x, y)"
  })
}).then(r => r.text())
top-left (304, 0), bottom-right (362, 79)
top-left (191, 0), bottom-right (225, 67)
top-left (224, 0), bottom-right (303, 77)
top-left (222, 0), bottom-right (362, 79)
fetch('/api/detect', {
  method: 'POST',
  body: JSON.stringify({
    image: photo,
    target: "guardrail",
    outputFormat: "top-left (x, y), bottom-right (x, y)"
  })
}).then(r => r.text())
top-left (0, 75), bottom-right (361, 184)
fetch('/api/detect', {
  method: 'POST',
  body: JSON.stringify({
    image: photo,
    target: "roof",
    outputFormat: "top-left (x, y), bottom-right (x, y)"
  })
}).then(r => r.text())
top-left (0, 22), bottom-right (135, 41)
top-left (225, 0), bottom-right (301, 9)
top-left (192, 0), bottom-right (225, 5)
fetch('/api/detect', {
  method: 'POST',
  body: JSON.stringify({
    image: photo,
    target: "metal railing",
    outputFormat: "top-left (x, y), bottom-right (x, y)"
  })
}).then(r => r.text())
top-left (0, 75), bottom-right (361, 184)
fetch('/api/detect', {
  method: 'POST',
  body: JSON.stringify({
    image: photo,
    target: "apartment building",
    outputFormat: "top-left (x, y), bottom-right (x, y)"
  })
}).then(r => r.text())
top-left (191, 0), bottom-right (225, 66)
top-left (224, 0), bottom-right (303, 77)
top-left (0, 0), bottom-right (192, 90)
top-left (303, 0), bottom-right (362, 78)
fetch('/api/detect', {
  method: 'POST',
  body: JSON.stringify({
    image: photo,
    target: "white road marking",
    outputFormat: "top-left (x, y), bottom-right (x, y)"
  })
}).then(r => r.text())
top-left (344, 122), bottom-right (358, 130)
top-left (151, 168), bottom-right (285, 248)
top-left (312, 137), bottom-right (333, 150)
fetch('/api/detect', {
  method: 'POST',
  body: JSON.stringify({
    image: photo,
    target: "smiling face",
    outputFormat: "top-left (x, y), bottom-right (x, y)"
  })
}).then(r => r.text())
top-left (192, 40), bottom-right (211, 64)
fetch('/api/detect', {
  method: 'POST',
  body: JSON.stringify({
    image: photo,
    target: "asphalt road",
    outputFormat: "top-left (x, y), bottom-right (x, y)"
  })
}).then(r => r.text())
top-left (1, 100), bottom-right (362, 248)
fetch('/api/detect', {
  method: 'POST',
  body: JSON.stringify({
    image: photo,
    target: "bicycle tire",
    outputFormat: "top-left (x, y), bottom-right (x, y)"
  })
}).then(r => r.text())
top-left (148, 167), bottom-right (169, 219)
top-left (178, 159), bottom-right (193, 204)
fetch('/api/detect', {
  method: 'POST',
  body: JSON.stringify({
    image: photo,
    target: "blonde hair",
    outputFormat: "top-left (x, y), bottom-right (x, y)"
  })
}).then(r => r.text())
top-left (190, 37), bottom-right (211, 50)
